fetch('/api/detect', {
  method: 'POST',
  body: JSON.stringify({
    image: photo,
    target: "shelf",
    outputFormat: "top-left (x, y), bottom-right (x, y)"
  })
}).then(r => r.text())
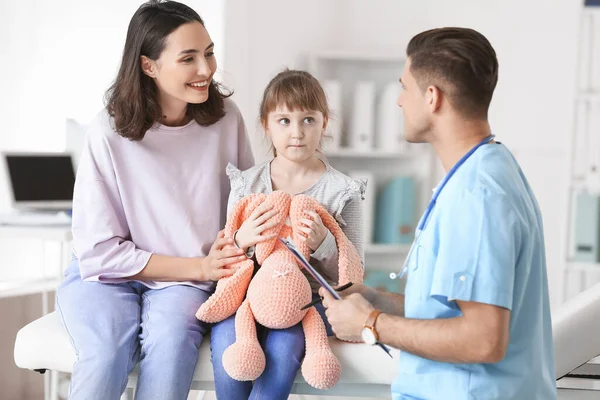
top-left (0, 225), bottom-right (72, 241)
top-left (0, 277), bottom-right (62, 299)
top-left (567, 261), bottom-right (600, 273)
top-left (325, 148), bottom-right (411, 159)
top-left (568, 180), bottom-right (600, 194)
top-left (365, 243), bottom-right (410, 255)
top-left (584, 5), bottom-right (600, 16)
top-left (576, 91), bottom-right (600, 102)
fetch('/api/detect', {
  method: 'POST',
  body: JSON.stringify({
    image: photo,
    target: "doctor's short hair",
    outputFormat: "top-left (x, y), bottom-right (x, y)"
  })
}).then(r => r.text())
top-left (407, 27), bottom-right (498, 120)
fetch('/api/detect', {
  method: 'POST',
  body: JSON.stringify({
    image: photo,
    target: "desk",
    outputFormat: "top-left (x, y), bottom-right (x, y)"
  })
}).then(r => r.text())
top-left (0, 224), bottom-right (72, 400)
top-left (0, 225), bottom-right (72, 301)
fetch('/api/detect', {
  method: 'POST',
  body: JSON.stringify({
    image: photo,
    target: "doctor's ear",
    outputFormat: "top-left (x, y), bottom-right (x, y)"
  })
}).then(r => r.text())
top-left (140, 56), bottom-right (157, 78)
top-left (425, 85), bottom-right (443, 113)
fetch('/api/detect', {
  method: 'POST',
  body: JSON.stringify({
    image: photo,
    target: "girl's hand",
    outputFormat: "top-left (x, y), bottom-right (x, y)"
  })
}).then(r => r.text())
top-left (202, 230), bottom-right (247, 281)
top-left (299, 210), bottom-right (328, 252)
top-left (234, 203), bottom-right (280, 251)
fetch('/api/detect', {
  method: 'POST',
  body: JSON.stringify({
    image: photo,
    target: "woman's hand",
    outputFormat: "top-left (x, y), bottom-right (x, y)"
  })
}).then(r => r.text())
top-left (201, 230), bottom-right (247, 281)
top-left (299, 210), bottom-right (328, 252)
top-left (234, 203), bottom-right (279, 251)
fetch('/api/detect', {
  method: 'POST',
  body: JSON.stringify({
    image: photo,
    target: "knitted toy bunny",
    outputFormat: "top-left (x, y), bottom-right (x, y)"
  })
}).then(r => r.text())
top-left (196, 190), bottom-right (363, 390)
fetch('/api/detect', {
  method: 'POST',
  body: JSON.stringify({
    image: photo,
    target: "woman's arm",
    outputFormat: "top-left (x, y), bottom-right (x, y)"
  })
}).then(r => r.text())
top-left (129, 232), bottom-right (247, 282)
top-left (72, 121), bottom-right (153, 282)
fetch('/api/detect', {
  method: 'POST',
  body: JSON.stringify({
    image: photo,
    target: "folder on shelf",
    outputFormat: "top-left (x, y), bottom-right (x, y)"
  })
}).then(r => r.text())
top-left (586, 103), bottom-right (600, 191)
top-left (573, 101), bottom-right (589, 179)
top-left (574, 193), bottom-right (600, 263)
top-left (322, 80), bottom-right (343, 151)
top-left (348, 171), bottom-right (375, 245)
top-left (348, 81), bottom-right (375, 149)
top-left (375, 82), bottom-right (407, 153)
top-left (374, 177), bottom-right (416, 245)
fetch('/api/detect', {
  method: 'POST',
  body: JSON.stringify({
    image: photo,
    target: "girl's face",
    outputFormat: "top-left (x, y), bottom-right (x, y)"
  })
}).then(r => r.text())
top-left (141, 21), bottom-right (216, 111)
top-left (265, 105), bottom-right (327, 163)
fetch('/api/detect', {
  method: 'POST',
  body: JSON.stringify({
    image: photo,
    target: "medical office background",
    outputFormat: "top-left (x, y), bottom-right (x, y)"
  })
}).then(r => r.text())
top-left (0, 0), bottom-right (595, 398)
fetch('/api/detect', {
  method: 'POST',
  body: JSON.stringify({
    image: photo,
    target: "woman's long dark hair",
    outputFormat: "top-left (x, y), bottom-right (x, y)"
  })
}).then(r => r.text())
top-left (105, 0), bottom-right (231, 141)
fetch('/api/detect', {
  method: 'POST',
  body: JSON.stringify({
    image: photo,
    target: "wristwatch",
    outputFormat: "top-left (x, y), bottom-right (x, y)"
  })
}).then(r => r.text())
top-left (233, 230), bottom-right (255, 258)
top-left (361, 309), bottom-right (382, 345)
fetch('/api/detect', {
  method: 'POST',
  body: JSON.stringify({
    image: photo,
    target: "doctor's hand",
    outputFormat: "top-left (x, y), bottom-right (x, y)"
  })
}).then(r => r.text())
top-left (320, 287), bottom-right (375, 342)
top-left (299, 210), bottom-right (328, 251)
top-left (333, 282), bottom-right (378, 305)
top-left (234, 204), bottom-right (280, 251)
top-left (201, 230), bottom-right (247, 281)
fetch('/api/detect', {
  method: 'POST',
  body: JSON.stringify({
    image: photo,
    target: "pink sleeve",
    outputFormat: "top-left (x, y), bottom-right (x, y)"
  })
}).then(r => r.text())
top-left (71, 121), bottom-right (152, 282)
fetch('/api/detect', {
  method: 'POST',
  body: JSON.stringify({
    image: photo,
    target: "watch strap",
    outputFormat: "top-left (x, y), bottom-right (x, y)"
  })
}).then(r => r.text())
top-left (364, 309), bottom-right (382, 330)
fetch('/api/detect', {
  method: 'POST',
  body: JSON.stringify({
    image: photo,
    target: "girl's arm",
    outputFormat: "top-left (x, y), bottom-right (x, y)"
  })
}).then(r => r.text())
top-left (310, 192), bottom-right (365, 283)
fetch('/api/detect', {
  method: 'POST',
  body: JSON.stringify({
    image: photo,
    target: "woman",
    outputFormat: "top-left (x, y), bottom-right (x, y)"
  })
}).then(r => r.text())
top-left (55, 1), bottom-right (253, 398)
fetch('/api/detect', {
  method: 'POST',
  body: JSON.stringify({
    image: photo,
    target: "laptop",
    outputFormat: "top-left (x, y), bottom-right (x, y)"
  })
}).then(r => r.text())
top-left (0, 152), bottom-right (75, 226)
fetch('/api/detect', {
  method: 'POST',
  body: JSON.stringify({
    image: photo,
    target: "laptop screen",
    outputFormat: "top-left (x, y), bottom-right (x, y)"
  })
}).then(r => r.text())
top-left (5, 154), bottom-right (75, 203)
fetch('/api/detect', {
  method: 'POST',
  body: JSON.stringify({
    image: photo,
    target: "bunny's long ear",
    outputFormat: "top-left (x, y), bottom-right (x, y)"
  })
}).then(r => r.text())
top-left (290, 196), bottom-right (363, 285)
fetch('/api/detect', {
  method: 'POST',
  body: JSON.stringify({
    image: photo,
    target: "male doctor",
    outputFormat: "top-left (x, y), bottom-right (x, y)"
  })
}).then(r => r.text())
top-left (321, 27), bottom-right (557, 400)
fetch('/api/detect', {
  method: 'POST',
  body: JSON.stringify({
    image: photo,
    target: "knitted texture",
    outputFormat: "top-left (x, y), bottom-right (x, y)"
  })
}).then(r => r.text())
top-left (196, 190), bottom-right (364, 389)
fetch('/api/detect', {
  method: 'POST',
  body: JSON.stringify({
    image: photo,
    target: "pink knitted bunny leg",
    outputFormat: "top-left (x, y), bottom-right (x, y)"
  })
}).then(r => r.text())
top-left (195, 259), bottom-right (254, 323)
top-left (222, 299), bottom-right (266, 381)
top-left (300, 307), bottom-right (341, 390)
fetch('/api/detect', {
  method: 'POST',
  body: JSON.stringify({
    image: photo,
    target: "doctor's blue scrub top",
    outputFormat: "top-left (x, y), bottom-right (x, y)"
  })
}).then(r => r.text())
top-left (392, 143), bottom-right (557, 400)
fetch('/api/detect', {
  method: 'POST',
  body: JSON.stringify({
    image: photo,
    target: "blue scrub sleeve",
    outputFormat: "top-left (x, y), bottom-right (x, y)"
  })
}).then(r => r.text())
top-left (429, 188), bottom-right (521, 310)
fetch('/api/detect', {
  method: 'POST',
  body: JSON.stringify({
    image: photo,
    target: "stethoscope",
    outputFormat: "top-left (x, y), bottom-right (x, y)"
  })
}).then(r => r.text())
top-left (389, 134), bottom-right (496, 280)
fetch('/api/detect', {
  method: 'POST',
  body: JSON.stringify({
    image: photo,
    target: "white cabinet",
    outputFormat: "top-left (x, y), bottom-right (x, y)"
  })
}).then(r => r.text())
top-left (308, 51), bottom-right (439, 292)
top-left (562, 6), bottom-right (600, 302)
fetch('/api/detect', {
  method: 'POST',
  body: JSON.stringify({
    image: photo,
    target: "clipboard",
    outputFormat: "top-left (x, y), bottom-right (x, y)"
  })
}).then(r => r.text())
top-left (278, 237), bottom-right (393, 358)
top-left (278, 237), bottom-right (341, 300)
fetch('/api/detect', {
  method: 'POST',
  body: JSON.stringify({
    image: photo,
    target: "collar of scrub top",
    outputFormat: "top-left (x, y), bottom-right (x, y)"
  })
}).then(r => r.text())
top-left (390, 134), bottom-right (496, 280)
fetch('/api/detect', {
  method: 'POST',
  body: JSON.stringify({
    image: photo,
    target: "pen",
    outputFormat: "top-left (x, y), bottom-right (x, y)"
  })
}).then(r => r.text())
top-left (300, 282), bottom-right (354, 310)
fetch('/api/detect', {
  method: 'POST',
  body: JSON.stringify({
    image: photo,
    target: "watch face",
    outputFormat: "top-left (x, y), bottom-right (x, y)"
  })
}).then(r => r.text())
top-left (361, 327), bottom-right (376, 345)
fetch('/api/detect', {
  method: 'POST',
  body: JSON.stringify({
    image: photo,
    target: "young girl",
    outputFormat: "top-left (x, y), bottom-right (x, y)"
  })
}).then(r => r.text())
top-left (210, 69), bottom-right (366, 399)
top-left (55, 1), bottom-right (253, 399)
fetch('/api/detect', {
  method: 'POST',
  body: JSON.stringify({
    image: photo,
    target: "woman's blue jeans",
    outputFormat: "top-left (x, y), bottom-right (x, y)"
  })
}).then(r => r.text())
top-left (56, 260), bottom-right (210, 400)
